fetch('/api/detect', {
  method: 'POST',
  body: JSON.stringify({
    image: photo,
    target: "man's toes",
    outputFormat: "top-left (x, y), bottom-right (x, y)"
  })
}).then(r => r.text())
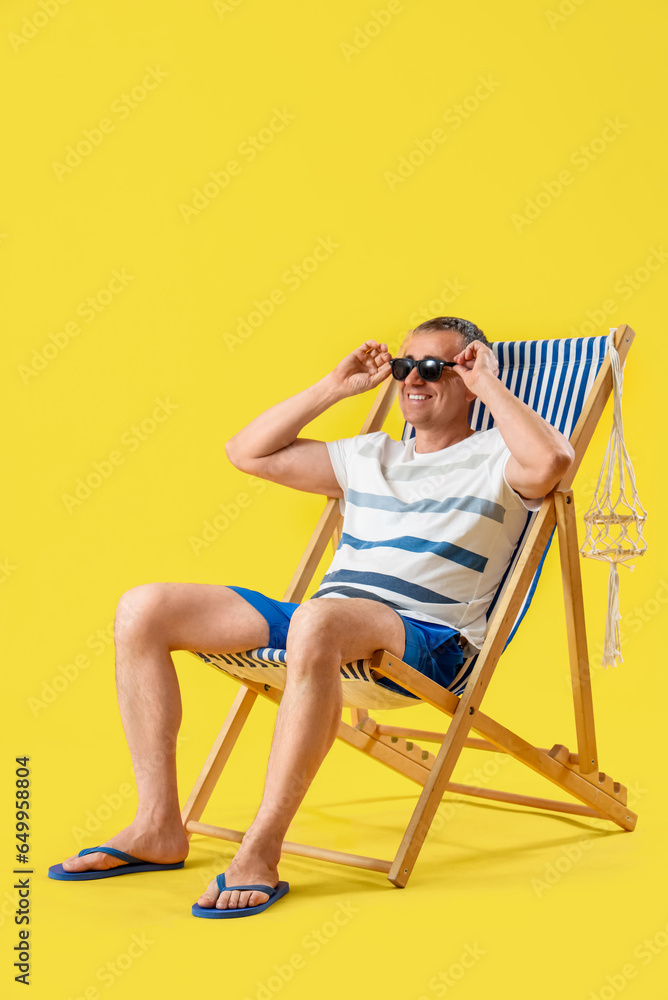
top-left (222, 889), bottom-right (269, 909)
top-left (196, 875), bottom-right (272, 911)
top-left (217, 890), bottom-right (239, 909)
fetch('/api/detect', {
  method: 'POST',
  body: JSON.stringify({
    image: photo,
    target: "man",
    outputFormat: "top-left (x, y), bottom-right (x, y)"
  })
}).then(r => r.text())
top-left (51, 316), bottom-right (574, 916)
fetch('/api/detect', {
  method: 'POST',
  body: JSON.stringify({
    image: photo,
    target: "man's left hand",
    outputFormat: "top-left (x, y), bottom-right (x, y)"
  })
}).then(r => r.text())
top-left (452, 341), bottom-right (498, 394)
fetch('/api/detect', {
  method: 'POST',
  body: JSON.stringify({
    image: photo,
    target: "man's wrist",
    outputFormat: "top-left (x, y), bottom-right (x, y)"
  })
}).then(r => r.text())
top-left (467, 368), bottom-right (501, 403)
top-left (315, 373), bottom-right (348, 406)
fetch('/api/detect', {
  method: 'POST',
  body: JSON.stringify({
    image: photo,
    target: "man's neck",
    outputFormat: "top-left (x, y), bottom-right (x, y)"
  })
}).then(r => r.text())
top-left (413, 422), bottom-right (476, 454)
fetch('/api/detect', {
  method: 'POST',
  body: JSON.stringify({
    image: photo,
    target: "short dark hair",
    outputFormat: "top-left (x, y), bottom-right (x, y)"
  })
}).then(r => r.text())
top-left (411, 316), bottom-right (491, 349)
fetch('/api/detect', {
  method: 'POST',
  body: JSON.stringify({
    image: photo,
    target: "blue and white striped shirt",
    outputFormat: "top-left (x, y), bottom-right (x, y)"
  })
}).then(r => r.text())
top-left (314, 428), bottom-right (541, 652)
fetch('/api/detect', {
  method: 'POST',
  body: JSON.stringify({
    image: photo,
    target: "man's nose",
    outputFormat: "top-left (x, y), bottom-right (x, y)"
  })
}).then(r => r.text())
top-left (404, 365), bottom-right (425, 386)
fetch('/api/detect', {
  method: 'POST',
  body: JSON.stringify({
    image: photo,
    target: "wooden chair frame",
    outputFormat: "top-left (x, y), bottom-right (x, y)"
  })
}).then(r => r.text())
top-left (181, 324), bottom-right (637, 888)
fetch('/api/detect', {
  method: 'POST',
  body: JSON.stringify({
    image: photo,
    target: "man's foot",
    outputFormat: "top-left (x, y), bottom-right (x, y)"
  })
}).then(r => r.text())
top-left (60, 819), bottom-right (189, 874)
top-left (196, 846), bottom-right (279, 911)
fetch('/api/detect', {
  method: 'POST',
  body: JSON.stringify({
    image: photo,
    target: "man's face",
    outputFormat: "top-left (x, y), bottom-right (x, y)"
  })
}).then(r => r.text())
top-left (396, 330), bottom-right (475, 428)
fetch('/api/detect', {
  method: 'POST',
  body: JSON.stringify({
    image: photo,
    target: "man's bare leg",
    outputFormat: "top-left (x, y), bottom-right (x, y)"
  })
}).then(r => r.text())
top-left (60, 583), bottom-right (271, 874)
top-left (195, 597), bottom-right (406, 911)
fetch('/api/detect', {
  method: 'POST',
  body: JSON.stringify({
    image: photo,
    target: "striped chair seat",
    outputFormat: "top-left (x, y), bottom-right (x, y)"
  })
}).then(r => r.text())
top-left (192, 647), bottom-right (418, 709)
top-left (193, 334), bottom-right (610, 709)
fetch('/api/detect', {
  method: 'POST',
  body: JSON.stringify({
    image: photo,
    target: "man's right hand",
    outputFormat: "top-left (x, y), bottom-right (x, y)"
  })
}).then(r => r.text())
top-left (325, 340), bottom-right (392, 398)
top-left (225, 339), bottom-right (392, 497)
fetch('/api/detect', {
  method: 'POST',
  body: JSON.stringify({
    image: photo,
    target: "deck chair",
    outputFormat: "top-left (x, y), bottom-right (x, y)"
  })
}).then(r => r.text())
top-left (181, 324), bottom-right (638, 888)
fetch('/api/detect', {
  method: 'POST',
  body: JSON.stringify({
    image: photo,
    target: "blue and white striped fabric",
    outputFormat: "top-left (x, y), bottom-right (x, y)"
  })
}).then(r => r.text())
top-left (191, 647), bottom-right (415, 709)
top-left (193, 335), bottom-right (609, 708)
top-left (468, 336), bottom-right (608, 437)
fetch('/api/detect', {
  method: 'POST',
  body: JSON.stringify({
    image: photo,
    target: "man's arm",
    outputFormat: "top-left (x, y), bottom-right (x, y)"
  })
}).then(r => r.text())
top-left (225, 340), bottom-right (391, 496)
top-left (453, 341), bottom-right (575, 499)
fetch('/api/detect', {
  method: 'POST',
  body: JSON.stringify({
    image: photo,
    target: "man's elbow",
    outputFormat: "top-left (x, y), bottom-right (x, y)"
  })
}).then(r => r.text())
top-left (225, 437), bottom-right (273, 479)
top-left (225, 436), bottom-right (246, 471)
top-left (555, 440), bottom-right (575, 477)
top-left (543, 441), bottom-right (575, 492)
top-left (509, 441), bottom-right (575, 499)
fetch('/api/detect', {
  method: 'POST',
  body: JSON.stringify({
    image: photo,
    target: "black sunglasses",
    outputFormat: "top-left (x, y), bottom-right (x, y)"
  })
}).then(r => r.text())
top-left (389, 357), bottom-right (457, 382)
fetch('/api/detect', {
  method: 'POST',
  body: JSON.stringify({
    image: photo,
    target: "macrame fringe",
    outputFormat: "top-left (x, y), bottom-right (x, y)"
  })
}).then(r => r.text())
top-left (602, 563), bottom-right (622, 668)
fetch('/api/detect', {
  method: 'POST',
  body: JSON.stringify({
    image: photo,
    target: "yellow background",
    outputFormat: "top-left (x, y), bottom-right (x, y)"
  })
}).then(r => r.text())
top-left (2, 1), bottom-right (666, 997)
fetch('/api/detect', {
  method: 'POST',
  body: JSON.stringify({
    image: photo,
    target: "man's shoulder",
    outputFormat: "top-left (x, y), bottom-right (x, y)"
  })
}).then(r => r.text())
top-left (465, 426), bottom-right (508, 456)
top-left (331, 427), bottom-right (505, 465)
top-left (470, 426), bottom-right (503, 445)
top-left (328, 430), bottom-right (407, 475)
top-left (331, 429), bottom-right (398, 453)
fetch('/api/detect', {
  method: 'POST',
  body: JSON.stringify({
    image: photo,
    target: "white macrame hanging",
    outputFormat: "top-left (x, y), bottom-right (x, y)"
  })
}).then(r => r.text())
top-left (579, 329), bottom-right (648, 667)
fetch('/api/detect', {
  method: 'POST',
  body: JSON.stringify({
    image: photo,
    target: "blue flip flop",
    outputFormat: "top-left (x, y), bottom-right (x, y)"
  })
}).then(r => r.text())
top-left (48, 845), bottom-right (186, 881)
top-left (192, 872), bottom-right (289, 918)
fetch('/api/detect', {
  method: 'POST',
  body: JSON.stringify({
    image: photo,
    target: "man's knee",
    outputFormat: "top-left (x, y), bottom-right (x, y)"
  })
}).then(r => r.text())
top-left (285, 600), bottom-right (342, 652)
top-left (114, 582), bottom-right (170, 641)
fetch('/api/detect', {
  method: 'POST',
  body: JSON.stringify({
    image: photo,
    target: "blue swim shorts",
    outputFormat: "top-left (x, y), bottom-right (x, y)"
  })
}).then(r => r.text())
top-left (226, 585), bottom-right (464, 699)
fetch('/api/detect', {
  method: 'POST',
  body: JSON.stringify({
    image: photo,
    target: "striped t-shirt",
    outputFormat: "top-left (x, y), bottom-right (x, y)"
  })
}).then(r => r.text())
top-left (313, 428), bottom-right (542, 652)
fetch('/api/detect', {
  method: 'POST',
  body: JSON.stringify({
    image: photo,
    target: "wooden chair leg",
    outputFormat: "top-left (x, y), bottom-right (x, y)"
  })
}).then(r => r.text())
top-left (180, 685), bottom-right (257, 835)
top-left (555, 490), bottom-right (598, 774)
top-left (387, 700), bottom-right (477, 887)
